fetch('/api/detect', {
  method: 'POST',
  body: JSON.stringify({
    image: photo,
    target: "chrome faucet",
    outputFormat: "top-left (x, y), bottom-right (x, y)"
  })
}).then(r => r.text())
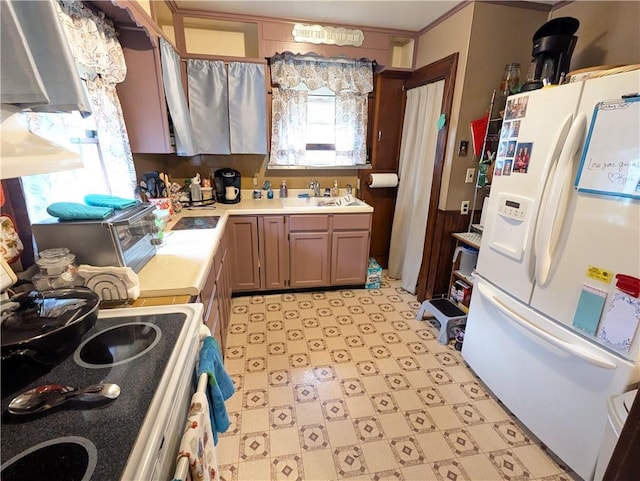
top-left (309, 180), bottom-right (320, 197)
top-left (346, 184), bottom-right (353, 195)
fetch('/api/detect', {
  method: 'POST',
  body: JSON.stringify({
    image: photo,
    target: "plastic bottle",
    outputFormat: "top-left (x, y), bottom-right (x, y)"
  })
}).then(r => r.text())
top-left (279, 180), bottom-right (288, 198)
top-left (331, 180), bottom-right (339, 197)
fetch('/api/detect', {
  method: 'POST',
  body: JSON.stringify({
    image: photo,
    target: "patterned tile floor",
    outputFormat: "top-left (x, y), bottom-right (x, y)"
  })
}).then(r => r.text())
top-left (217, 275), bottom-right (580, 481)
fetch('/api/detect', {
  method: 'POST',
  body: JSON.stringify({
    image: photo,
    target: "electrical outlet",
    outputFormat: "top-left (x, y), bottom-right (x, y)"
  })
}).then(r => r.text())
top-left (465, 168), bottom-right (475, 183)
top-left (461, 201), bottom-right (470, 215)
top-left (252, 175), bottom-right (258, 187)
top-left (356, 178), bottom-right (361, 190)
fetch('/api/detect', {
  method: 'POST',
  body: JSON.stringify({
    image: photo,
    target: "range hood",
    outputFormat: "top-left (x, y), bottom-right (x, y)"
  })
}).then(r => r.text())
top-left (0, 105), bottom-right (83, 180)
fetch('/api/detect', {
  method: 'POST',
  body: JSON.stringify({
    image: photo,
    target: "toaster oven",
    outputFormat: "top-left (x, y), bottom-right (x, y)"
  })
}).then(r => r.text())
top-left (32, 204), bottom-right (159, 273)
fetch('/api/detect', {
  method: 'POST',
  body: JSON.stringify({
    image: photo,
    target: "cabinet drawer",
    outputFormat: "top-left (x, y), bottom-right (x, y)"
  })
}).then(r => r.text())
top-left (333, 213), bottom-right (371, 231)
top-left (288, 215), bottom-right (329, 232)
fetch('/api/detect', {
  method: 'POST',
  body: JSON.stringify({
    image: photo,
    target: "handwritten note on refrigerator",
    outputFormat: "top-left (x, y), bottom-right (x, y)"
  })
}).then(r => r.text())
top-left (597, 291), bottom-right (640, 352)
top-left (575, 97), bottom-right (640, 199)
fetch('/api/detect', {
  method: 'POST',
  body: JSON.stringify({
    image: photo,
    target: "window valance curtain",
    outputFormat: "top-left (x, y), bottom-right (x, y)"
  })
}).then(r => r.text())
top-left (269, 52), bottom-right (373, 94)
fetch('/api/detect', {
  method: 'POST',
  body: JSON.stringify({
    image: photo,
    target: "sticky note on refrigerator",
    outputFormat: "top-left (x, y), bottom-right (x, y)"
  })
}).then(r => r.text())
top-left (597, 292), bottom-right (640, 352)
top-left (572, 284), bottom-right (607, 335)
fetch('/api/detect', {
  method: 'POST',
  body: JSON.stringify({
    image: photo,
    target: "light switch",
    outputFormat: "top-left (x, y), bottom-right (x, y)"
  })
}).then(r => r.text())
top-left (465, 168), bottom-right (475, 183)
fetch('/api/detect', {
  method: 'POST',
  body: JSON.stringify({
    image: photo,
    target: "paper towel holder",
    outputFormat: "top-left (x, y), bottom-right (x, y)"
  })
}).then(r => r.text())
top-left (366, 172), bottom-right (400, 188)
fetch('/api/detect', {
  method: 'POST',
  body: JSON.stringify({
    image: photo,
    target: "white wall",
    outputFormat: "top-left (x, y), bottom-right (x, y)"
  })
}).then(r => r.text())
top-left (550, 1), bottom-right (640, 70)
top-left (414, 3), bottom-right (475, 211)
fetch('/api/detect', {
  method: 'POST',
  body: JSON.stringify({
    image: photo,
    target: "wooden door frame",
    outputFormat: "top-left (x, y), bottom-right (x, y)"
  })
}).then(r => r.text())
top-left (404, 53), bottom-right (458, 299)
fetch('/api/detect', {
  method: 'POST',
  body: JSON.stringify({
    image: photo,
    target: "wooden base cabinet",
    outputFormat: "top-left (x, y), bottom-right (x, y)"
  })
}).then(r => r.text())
top-left (289, 232), bottom-right (331, 288)
top-left (229, 213), bottom-right (371, 293)
top-left (331, 231), bottom-right (370, 285)
top-left (288, 215), bottom-right (330, 289)
top-left (259, 216), bottom-right (288, 290)
top-left (331, 213), bottom-right (372, 285)
top-left (228, 216), bottom-right (261, 292)
top-left (202, 228), bottom-right (231, 354)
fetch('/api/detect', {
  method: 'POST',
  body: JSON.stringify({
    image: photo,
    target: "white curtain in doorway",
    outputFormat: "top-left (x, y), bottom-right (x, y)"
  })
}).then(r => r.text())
top-left (388, 79), bottom-right (445, 293)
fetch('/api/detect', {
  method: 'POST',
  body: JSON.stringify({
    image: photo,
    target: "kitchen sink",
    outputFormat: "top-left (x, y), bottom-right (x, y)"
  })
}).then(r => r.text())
top-left (280, 196), bottom-right (365, 208)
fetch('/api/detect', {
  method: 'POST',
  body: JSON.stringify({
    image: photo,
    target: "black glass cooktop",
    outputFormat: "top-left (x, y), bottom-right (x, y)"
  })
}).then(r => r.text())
top-left (1, 313), bottom-right (186, 481)
top-left (172, 216), bottom-right (219, 230)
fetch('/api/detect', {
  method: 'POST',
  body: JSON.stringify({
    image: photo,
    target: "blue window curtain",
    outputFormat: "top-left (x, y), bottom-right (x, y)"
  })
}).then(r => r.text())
top-left (228, 63), bottom-right (267, 154)
top-left (184, 60), bottom-right (267, 155)
top-left (159, 38), bottom-right (196, 156)
top-left (187, 59), bottom-right (230, 154)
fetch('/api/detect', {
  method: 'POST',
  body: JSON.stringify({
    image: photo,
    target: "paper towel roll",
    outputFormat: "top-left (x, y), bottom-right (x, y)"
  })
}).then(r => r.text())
top-left (367, 173), bottom-right (399, 188)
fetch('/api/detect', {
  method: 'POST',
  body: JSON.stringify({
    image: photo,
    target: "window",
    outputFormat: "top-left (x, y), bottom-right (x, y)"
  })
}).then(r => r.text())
top-left (268, 52), bottom-right (373, 168)
top-left (21, 111), bottom-right (134, 224)
top-left (303, 87), bottom-right (336, 166)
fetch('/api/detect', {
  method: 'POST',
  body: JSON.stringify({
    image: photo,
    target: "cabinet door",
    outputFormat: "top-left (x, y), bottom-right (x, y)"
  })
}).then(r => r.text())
top-left (117, 28), bottom-right (173, 154)
top-left (201, 261), bottom-right (217, 332)
top-left (358, 71), bottom-right (408, 268)
top-left (370, 72), bottom-right (408, 170)
top-left (289, 232), bottom-right (330, 288)
top-left (331, 231), bottom-right (370, 285)
top-left (228, 216), bottom-right (260, 292)
top-left (259, 216), bottom-right (288, 290)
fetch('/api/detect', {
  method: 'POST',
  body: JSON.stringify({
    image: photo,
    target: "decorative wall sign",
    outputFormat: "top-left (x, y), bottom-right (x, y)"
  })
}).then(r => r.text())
top-left (292, 24), bottom-right (364, 47)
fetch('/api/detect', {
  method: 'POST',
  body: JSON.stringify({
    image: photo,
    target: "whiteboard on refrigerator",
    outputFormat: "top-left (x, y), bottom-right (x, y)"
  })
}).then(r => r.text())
top-left (575, 97), bottom-right (640, 199)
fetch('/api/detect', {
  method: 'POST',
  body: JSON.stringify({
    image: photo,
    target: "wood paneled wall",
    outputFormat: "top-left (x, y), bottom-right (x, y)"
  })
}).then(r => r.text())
top-left (417, 208), bottom-right (481, 302)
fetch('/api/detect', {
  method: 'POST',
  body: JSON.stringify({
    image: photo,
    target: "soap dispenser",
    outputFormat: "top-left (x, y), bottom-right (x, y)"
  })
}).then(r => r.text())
top-left (331, 180), bottom-right (339, 197)
top-left (279, 180), bottom-right (288, 198)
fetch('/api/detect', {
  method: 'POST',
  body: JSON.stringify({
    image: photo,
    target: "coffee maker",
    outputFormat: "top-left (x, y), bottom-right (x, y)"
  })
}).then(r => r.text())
top-left (521, 17), bottom-right (579, 92)
top-left (214, 168), bottom-right (241, 204)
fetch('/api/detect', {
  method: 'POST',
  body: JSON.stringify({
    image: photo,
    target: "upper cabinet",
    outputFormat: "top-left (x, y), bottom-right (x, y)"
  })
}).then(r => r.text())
top-left (180, 17), bottom-right (259, 59)
top-left (368, 71), bottom-right (409, 171)
top-left (358, 70), bottom-right (408, 268)
top-left (117, 28), bottom-right (174, 154)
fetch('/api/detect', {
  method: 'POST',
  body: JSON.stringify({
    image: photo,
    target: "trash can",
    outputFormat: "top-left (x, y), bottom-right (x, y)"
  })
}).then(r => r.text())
top-left (594, 389), bottom-right (637, 480)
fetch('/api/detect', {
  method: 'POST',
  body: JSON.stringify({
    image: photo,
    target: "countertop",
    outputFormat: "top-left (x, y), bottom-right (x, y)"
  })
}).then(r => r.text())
top-left (136, 193), bottom-right (373, 298)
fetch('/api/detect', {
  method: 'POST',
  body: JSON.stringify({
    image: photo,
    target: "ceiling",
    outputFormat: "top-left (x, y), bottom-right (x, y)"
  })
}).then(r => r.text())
top-left (172, 1), bottom-right (554, 33)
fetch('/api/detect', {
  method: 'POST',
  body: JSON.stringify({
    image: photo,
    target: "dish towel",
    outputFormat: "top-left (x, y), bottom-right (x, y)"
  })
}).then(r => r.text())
top-left (175, 391), bottom-right (219, 481)
top-left (84, 194), bottom-right (138, 210)
top-left (197, 336), bottom-right (235, 445)
top-left (77, 265), bottom-right (140, 302)
top-left (46, 202), bottom-right (113, 221)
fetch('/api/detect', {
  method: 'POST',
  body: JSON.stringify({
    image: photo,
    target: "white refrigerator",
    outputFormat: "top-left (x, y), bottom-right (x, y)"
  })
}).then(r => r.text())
top-left (462, 70), bottom-right (640, 481)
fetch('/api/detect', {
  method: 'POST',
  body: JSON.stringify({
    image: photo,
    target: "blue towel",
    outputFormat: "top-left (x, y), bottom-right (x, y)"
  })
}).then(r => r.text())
top-left (197, 336), bottom-right (235, 445)
top-left (84, 194), bottom-right (138, 210)
top-left (47, 202), bottom-right (113, 221)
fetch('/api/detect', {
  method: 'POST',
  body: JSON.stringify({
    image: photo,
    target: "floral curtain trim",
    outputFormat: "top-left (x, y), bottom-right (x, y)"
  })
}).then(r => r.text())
top-left (270, 88), bottom-right (308, 165)
top-left (335, 91), bottom-right (368, 165)
top-left (55, 0), bottom-right (126, 84)
top-left (270, 52), bottom-right (373, 94)
top-left (85, 76), bottom-right (136, 195)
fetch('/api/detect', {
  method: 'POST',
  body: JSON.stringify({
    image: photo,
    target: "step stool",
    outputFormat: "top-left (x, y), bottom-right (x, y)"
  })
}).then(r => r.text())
top-left (416, 298), bottom-right (467, 345)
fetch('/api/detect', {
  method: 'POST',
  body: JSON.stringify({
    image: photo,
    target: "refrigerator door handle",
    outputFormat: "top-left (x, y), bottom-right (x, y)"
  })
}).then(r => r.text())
top-left (477, 282), bottom-right (617, 370)
top-left (534, 113), bottom-right (587, 286)
top-left (528, 113), bottom-right (574, 281)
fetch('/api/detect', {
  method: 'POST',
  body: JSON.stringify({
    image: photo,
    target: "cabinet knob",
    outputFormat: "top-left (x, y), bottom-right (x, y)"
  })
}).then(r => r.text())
top-left (377, 130), bottom-right (381, 142)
